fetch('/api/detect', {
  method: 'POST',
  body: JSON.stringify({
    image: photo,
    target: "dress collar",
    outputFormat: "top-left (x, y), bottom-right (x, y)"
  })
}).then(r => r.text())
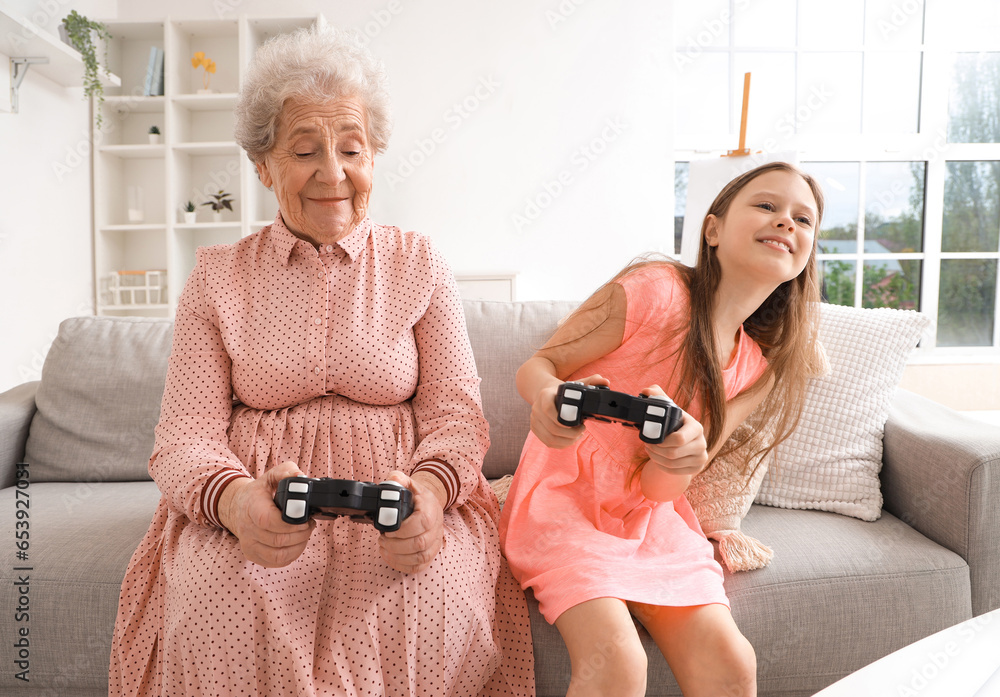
top-left (269, 212), bottom-right (372, 264)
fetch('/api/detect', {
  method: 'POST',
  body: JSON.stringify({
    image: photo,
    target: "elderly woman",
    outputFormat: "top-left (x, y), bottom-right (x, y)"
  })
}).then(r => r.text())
top-left (108, 25), bottom-right (534, 696)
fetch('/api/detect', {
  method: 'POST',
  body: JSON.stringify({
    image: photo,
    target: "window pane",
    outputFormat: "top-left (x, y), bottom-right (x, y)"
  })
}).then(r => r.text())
top-left (947, 53), bottom-right (1000, 144)
top-left (925, 0), bottom-right (1000, 46)
top-left (865, 0), bottom-right (925, 48)
top-left (797, 53), bottom-right (862, 134)
top-left (674, 0), bottom-right (730, 48)
top-left (820, 260), bottom-right (856, 306)
top-left (938, 259), bottom-right (998, 347)
top-left (802, 162), bottom-right (860, 253)
top-left (865, 162), bottom-right (925, 253)
top-left (675, 52), bottom-right (729, 135)
top-left (733, 53), bottom-right (796, 141)
top-left (863, 52), bottom-right (921, 133)
top-left (800, 0), bottom-right (864, 47)
top-left (733, 0), bottom-right (796, 48)
top-left (675, 162), bottom-right (689, 255)
top-left (943, 161), bottom-right (1000, 253)
top-left (863, 259), bottom-right (921, 310)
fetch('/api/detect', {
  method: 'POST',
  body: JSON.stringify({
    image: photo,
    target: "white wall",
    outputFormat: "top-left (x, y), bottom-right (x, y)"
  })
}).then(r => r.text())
top-left (0, 0), bottom-right (114, 392)
top-left (116, 0), bottom-right (675, 301)
top-left (1, 0), bottom-right (673, 393)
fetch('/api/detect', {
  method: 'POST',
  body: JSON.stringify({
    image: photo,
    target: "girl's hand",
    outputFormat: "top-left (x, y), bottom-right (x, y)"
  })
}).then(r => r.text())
top-left (641, 385), bottom-right (710, 476)
top-left (378, 470), bottom-right (446, 574)
top-left (219, 460), bottom-right (317, 568)
top-left (530, 374), bottom-right (610, 449)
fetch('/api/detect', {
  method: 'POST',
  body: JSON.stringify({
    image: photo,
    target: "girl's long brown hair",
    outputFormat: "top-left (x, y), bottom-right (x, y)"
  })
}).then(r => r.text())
top-left (608, 162), bottom-right (828, 477)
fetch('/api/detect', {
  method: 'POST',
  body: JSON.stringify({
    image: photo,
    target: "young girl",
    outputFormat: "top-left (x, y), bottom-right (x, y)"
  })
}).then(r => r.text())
top-left (499, 162), bottom-right (827, 697)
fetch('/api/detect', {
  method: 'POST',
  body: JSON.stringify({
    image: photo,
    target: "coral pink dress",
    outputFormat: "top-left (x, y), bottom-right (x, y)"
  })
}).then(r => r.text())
top-left (499, 264), bottom-right (767, 624)
top-left (109, 215), bottom-right (534, 696)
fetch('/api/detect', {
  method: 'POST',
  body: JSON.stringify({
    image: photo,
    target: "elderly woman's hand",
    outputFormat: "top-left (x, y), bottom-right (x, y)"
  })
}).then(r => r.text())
top-left (218, 460), bottom-right (317, 568)
top-left (378, 470), bottom-right (447, 574)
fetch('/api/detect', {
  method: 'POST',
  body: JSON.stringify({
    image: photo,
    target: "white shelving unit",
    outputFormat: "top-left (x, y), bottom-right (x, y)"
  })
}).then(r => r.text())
top-left (93, 15), bottom-right (323, 316)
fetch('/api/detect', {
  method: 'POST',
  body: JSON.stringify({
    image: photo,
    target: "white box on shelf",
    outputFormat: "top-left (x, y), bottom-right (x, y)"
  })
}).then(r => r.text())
top-left (102, 270), bottom-right (167, 306)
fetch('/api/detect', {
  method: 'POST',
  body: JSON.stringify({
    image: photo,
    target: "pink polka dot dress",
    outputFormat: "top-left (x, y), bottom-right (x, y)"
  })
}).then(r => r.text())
top-left (500, 264), bottom-right (767, 624)
top-left (108, 215), bottom-right (535, 696)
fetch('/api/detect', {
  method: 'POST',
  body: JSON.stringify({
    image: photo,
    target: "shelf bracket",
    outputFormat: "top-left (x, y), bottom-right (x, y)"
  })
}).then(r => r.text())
top-left (9, 57), bottom-right (48, 114)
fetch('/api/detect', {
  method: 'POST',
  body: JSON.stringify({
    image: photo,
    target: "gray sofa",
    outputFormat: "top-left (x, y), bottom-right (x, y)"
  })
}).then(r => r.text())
top-left (1, 305), bottom-right (998, 696)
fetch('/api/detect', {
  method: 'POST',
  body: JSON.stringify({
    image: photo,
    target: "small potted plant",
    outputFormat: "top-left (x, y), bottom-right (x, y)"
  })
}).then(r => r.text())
top-left (148, 125), bottom-right (161, 144)
top-left (61, 11), bottom-right (112, 129)
top-left (182, 201), bottom-right (196, 224)
top-left (202, 190), bottom-right (234, 222)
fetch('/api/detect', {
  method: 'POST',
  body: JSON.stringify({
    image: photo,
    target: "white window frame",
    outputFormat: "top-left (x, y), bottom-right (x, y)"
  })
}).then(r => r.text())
top-left (671, 4), bottom-right (1000, 359)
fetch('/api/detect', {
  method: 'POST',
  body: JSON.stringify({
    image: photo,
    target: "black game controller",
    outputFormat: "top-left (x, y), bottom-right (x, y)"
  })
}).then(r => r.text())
top-left (274, 477), bottom-right (414, 532)
top-left (555, 382), bottom-right (684, 444)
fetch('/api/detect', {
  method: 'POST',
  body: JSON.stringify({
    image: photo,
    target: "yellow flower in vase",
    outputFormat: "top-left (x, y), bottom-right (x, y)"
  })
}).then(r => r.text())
top-left (191, 51), bottom-right (217, 93)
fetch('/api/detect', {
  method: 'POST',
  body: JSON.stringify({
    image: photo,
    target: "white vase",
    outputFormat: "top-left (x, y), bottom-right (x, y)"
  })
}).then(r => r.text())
top-left (183, 211), bottom-right (196, 224)
top-left (212, 210), bottom-right (223, 223)
top-left (148, 134), bottom-right (161, 144)
top-left (127, 186), bottom-right (144, 223)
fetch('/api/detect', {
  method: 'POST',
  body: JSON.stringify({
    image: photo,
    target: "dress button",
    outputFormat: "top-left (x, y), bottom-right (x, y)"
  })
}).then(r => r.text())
top-left (325, 245), bottom-right (334, 253)
top-left (314, 317), bottom-right (322, 325)
top-left (317, 271), bottom-right (325, 279)
top-left (314, 367), bottom-right (322, 375)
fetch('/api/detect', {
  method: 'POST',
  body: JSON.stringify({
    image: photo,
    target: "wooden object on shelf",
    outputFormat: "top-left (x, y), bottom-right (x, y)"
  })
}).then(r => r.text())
top-left (725, 72), bottom-right (752, 158)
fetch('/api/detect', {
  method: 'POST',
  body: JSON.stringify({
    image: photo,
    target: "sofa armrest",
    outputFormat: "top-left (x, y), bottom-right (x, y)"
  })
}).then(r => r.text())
top-left (882, 388), bottom-right (1000, 616)
top-left (0, 382), bottom-right (38, 490)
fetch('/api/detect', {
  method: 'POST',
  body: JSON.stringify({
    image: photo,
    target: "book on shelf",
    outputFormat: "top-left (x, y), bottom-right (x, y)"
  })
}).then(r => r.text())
top-left (143, 46), bottom-right (156, 96)
top-left (143, 46), bottom-right (165, 97)
top-left (152, 47), bottom-right (164, 96)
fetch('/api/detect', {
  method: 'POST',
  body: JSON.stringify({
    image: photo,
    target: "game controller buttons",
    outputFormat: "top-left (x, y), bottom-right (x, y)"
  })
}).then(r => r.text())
top-left (377, 508), bottom-right (399, 528)
top-left (559, 403), bottom-right (579, 422)
top-left (642, 421), bottom-right (663, 441)
top-left (284, 498), bottom-right (307, 521)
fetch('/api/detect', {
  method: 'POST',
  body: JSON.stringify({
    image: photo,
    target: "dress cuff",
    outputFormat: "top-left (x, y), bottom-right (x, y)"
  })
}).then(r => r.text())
top-left (201, 468), bottom-right (252, 529)
top-left (412, 460), bottom-right (459, 510)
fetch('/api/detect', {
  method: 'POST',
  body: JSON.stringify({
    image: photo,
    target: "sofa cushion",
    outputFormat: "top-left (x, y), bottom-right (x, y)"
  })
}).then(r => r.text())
top-left (25, 317), bottom-right (173, 483)
top-left (0, 480), bottom-right (162, 693)
top-left (755, 303), bottom-right (931, 521)
top-left (731, 505), bottom-right (970, 695)
top-left (463, 300), bottom-right (579, 479)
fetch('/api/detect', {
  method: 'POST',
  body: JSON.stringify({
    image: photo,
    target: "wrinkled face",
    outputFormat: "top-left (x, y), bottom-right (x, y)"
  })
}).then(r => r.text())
top-left (704, 170), bottom-right (818, 287)
top-left (256, 96), bottom-right (374, 246)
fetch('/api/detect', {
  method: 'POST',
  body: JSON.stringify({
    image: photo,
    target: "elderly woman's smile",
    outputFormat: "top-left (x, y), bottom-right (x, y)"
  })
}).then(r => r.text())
top-left (256, 96), bottom-right (374, 247)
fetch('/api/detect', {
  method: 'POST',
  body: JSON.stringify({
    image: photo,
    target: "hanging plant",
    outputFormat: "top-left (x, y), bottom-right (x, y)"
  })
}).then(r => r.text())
top-left (62, 10), bottom-right (112, 128)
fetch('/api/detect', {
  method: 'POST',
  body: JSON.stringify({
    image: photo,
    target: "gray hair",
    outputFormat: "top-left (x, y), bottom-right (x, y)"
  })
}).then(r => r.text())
top-left (234, 24), bottom-right (392, 162)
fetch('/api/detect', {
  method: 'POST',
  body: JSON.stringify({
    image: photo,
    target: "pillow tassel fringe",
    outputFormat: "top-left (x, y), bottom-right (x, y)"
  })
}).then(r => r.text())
top-left (491, 474), bottom-right (513, 508)
top-left (717, 529), bottom-right (773, 572)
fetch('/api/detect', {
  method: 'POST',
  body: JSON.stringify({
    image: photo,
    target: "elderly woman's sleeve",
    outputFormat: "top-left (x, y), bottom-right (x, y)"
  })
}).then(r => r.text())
top-left (409, 246), bottom-right (490, 510)
top-left (149, 252), bottom-right (251, 528)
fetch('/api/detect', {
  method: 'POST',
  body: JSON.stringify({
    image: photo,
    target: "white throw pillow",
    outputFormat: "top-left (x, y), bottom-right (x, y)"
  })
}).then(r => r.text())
top-left (754, 303), bottom-right (932, 521)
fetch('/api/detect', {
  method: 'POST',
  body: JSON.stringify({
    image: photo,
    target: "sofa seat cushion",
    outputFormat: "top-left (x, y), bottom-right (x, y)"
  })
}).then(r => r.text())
top-left (0, 481), bottom-right (161, 693)
top-left (527, 504), bottom-right (971, 697)
top-left (25, 317), bottom-right (173, 483)
top-left (730, 505), bottom-right (971, 696)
